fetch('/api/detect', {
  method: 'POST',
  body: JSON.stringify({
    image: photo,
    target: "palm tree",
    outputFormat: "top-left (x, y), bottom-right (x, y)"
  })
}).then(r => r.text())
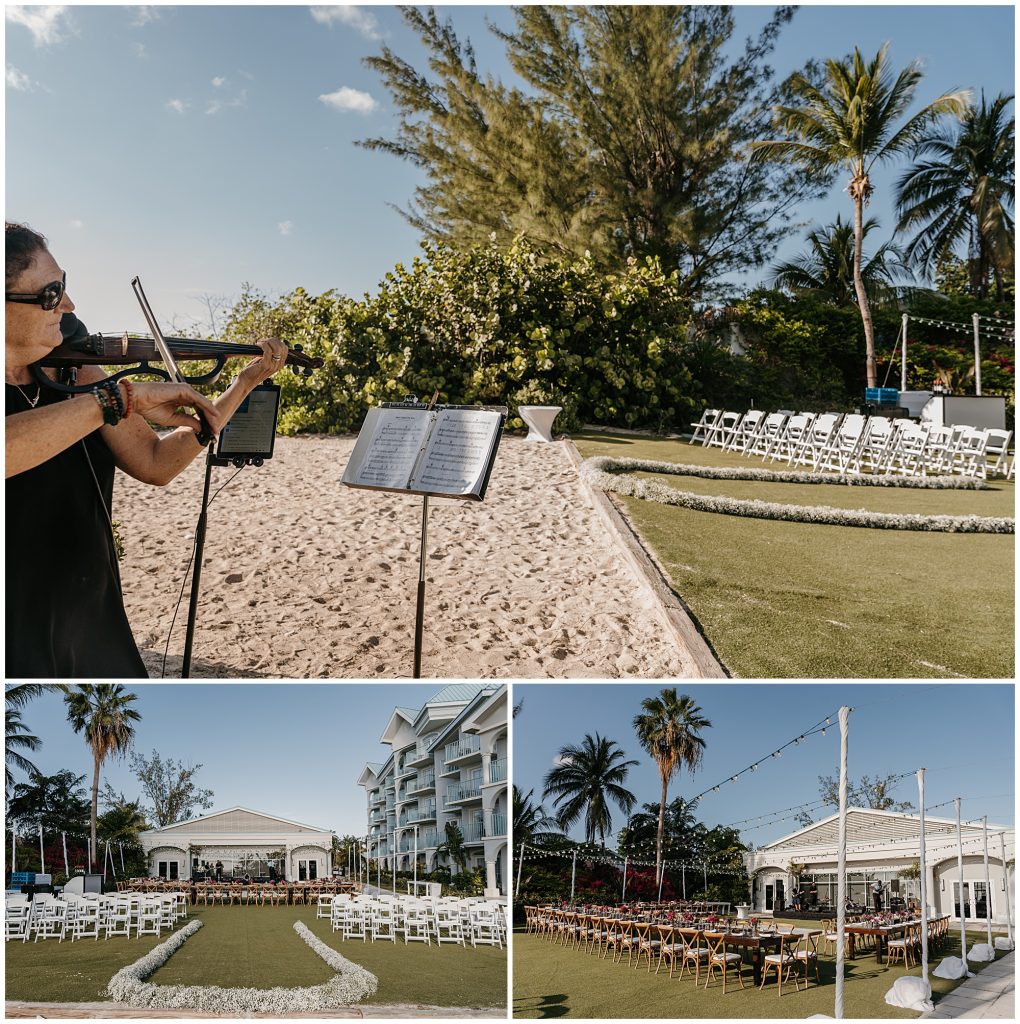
top-left (5, 710), bottom-right (41, 795)
top-left (769, 215), bottom-right (905, 307)
top-left (633, 690), bottom-right (711, 885)
top-left (896, 92), bottom-right (1015, 299)
top-left (62, 685), bottom-right (140, 870)
top-left (512, 785), bottom-right (561, 848)
top-left (436, 821), bottom-right (469, 874)
top-left (542, 733), bottom-right (638, 846)
top-left (754, 45), bottom-right (969, 386)
top-left (5, 683), bottom-right (46, 794)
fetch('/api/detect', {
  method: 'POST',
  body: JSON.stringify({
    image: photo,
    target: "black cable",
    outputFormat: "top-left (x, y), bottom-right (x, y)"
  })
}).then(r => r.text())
top-left (160, 464), bottom-right (246, 678)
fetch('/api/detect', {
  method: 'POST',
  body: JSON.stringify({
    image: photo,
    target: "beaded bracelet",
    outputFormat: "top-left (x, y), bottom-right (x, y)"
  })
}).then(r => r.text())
top-left (121, 379), bottom-right (135, 418)
top-left (92, 380), bottom-right (123, 426)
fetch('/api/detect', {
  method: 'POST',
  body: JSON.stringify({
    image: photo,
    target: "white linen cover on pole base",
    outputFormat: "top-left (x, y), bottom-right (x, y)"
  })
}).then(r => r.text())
top-left (994, 936), bottom-right (1014, 950)
top-left (932, 956), bottom-right (974, 980)
top-left (884, 976), bottom-right (934, 1013)
top-left (968, 942), bottom-right (995, 962)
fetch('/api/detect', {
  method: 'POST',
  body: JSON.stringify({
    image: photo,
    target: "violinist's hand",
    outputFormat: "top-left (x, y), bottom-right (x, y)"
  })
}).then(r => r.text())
top-left (237, 337), bottom-right (289, 390)
top-left (131, 381), bottom-right (224, 436)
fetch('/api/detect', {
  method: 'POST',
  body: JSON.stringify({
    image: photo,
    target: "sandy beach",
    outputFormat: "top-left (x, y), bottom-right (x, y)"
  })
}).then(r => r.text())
top-left (116, 435), bottom-right (699, 678)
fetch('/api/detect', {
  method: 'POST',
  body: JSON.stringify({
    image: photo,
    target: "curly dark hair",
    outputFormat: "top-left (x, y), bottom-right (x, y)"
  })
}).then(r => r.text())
top-left (6, 222), bottom-right (48, 289)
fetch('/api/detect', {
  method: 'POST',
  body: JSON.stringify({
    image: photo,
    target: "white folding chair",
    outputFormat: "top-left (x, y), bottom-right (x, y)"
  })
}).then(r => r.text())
top-left (766, 412), bottom-right (815, 463)
top-left (34, 900), bottom-right (68, 942)
top-left (316, 894), bottom-right (334, 920)
top-left (70, 899), bottom-right (102, 941)
top-left (690, 408), bottom-right (720, 445)
top-left (745, 412), bottom-right (788, 459)
top-left (469, 904), bottom-right (503, 948)
top-left (368, 901), bottom-right (396, 942)
top-left (434, 903), bottom-right (466, 946)
top-left (105, 900), bottom-right (133, 939)
top-left (5, 900), bottom-right (31, 941)
top-left (331, 897), bottom-right (348, 934)
top-left (790, 413), bottom-right (841, 467)
top-left (343, 900), bottom-right (367, 941)
top-left (724, 409), bottom-right (766, 453)
top-left (817, 413), bottom-right (867, 473)
top-left (403, 902), bottom-right (432, 945)
top-left (981, 428), bottom-right (1012, 478)
top-left (704, 410), bottom-right (742, 449)
top-left (136, 900), bottom-right (162, 938)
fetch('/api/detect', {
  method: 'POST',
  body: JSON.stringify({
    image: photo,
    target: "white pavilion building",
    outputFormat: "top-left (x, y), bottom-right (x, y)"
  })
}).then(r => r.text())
top-left (138, 807), bottom-right (334, 882)
top-left (745, 807), bottom-right (1014, 924)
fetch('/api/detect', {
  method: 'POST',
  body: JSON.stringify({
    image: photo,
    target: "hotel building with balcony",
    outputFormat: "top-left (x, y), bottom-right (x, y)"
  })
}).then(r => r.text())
top-left (357, 683), bottom-right (508, 897)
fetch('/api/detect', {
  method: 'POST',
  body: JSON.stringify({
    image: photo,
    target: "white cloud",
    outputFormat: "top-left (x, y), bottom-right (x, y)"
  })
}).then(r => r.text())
top-left (5, 6), bottom-right (72, 47)
top-left (166, 98), bottom-right (188, 114)
top-left (310, 6), bottom-right (382, 41)
top-left (130, 6), bottom-right (160, 28)
top-left (69, 219), bottom-right (84, 229)
top-left (319, 86), bottom-right (378, 115)
top-left (6, 65), bottom-right (33, 91)
top-left (212, 76), bottom-right (226, 88)
top-left (206, 89), bottom-right (246, 115)
top-left (132, 42), bottom-right (148, 59)
top-left (278, 221), bottom-right (294, 236)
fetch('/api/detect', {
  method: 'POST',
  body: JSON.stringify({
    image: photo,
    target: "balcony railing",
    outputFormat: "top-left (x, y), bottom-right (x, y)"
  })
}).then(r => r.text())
top-left (407, 742), bottom-right (433, 766)
top-left (444, 735), bottom-right (482, 763)
top-left (461, 821), bottom-right (485, 843)
top-left (408, 770), bottom-right (436, 794)
top-left (488, 759), bottom-right (507, 784)
top-left (444, 781), bottom-right (483, 806)
top-left (488, 813), bottom-right (507, 837)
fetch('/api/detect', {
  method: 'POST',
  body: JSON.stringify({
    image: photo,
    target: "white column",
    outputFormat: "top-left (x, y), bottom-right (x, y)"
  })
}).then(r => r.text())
top-left (570, 851), bottom-right (578, 900)
top-left (955, 798), bottom-right (968, 965)
top-left (917, 769), bottom-right (929, 984)
top-left (982, 817), bottom-right (992, 946)
top-left (972, 314), bottom-right (982, 395)
top-left (999, 833), bottom-right (1013, 948)
top-left (901, 313), bottom-right (909, 393)
top-left (834, 705), bottom-right (851, 1020)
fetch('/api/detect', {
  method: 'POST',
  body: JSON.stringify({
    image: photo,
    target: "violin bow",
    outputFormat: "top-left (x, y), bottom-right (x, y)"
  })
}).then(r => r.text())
top-left (131, 276), bottom-right (214, 446)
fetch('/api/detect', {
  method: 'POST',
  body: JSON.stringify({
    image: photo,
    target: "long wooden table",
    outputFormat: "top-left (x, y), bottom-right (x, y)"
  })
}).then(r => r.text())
top-left (677, 927), bottom-right (822, 985)
top-left (843, 917), bottom-right (949, 964)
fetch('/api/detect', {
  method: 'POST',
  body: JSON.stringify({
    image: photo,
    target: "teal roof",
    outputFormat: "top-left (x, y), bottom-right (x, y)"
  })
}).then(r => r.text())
top-left (395, 706), bottom-right (420, 718)
top-left (427, 683), bottom-right (495, 705)
top-left (366, 762), bottom-right (383, 773)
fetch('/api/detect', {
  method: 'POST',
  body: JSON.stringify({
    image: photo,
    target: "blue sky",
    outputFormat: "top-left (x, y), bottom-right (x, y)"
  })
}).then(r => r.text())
top-left (5, 4), bottom-right (1014, 335)
top-left (513, 683), bottom-right (1015, 847)
top-left (11, 683), bottom-right (453, 837)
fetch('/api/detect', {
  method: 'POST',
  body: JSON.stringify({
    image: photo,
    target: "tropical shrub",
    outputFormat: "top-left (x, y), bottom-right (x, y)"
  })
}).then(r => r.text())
top-left (221, 238), bottom-right (697, 436)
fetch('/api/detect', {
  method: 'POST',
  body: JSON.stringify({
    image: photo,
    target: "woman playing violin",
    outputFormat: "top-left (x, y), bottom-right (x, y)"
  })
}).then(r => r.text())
top-left (5, 222), bottom-right (289, 677)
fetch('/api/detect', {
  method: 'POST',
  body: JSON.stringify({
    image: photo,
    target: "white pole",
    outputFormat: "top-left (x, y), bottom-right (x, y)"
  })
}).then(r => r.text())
top-left (107, 840), bottom-right (116, 879)
top-left (39, 824), bottom-right (45, 873)
top-left (972, 314), bottom-right (982, 395)
top-left (835, 705), bottom-right (851, 1020)
top-left (515, 842), bottom-right (525, 899)
top-left (901, 313), bottom-right (909, 393)
top-left (918, 769), bottom-right (929, 984)
top-left (956, 798), bottom-right (968, 967)
top-left (621, 856), bottom-right (629, 901)
top-left (657, 862), bottom-right (664, 902)
top-left (392, 830), bottom-right (397, 894)
top-left (11, 821), bottom-right (16, 872)
top-left (87, 837), bottom-right (91, 873)
top-left (982, 817), bottom-right (993, 947)
top-left (119, 842), bottom-right (125, 874)
top-left (570, 851), bottom-right (577, 900)
top-left (413, 825), bottom-right (419, 892)
top-left (62, 832), bottom-right (69, 878)
top-left (999, 832), bottom-right (1013, 948)
top-left (376, 839), bottom-right (381, 891)
top-left (682, 863), bottom-right (686, 900)
top-left (703, 861), bottom-right (708, 897)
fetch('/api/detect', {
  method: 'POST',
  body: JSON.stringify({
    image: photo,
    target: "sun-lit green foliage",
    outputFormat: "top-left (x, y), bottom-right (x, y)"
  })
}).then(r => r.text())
top-left (222, 237), bottom-right (698, 436)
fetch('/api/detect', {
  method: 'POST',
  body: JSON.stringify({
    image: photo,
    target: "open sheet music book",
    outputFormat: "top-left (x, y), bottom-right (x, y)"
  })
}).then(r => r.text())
top-left (342, 404), bottom-right (506, 500)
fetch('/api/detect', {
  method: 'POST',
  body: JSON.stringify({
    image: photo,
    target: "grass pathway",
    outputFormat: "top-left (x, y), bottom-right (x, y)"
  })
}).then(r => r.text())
top-left (574, 432), bottom-right (1014, 677)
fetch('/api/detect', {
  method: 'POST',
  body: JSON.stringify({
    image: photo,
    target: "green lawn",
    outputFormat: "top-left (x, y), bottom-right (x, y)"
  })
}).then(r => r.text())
top-left (512, 925), bottom-right (1011, 1019)
top-left (5, 904), bottom-right (507, 1009)
top-left (574, 431), bottom-right (1015, 678)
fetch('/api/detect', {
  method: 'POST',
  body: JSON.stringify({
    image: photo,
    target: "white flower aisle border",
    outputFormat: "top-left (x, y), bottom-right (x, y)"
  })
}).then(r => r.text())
top-left (581, 457), bottom-right (1015, 534)
top-left (105, 919), bottom-right (378, 1012)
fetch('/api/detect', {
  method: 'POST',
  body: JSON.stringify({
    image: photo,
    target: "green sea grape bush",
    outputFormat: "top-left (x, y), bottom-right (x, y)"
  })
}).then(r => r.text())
top-left (221, 238), bottom-right (697, 436)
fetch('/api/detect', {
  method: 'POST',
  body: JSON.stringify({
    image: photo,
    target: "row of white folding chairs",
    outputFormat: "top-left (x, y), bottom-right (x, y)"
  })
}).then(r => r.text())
top-left (6, 891), bottom-right (185, 942)
top-left (691, 408), bottom-right (1014, 478)
top-left (326, 895), bottom-right (505, 948)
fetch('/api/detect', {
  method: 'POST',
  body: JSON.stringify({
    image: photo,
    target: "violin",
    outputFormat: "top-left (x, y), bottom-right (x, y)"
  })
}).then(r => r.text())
top-left (31, 314), bottom-right (325, 394)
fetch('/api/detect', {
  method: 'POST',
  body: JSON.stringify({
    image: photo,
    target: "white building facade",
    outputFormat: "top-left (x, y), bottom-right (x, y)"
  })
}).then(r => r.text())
top-left (138, 807), bottom-right (334, 882)
top-left (745, 808), bottom-right (1014, 924)
top-left (358, 683), bottom-right (508, 897)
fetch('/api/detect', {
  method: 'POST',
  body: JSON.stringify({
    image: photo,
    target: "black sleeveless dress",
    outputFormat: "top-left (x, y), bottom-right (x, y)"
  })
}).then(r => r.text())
top-left (6, 383), bottom-right (147, 677)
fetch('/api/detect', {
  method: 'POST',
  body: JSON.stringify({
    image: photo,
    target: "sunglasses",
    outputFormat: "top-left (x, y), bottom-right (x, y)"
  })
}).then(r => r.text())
top-left (6, 271), bottom-right (67, 311)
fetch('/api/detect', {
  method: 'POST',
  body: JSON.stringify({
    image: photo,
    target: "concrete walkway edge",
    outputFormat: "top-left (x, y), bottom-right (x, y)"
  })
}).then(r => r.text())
top-left (922, 951), bottom-right (1015, 1019)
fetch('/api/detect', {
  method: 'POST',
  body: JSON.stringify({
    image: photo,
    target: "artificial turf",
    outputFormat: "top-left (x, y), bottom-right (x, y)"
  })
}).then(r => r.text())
top-left (573, 431), bottom-right (1015, 678)
top-left (4, 904), bottom-right (507, 1009)
top-left (511, 924), bottom-right (1011, 1019)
